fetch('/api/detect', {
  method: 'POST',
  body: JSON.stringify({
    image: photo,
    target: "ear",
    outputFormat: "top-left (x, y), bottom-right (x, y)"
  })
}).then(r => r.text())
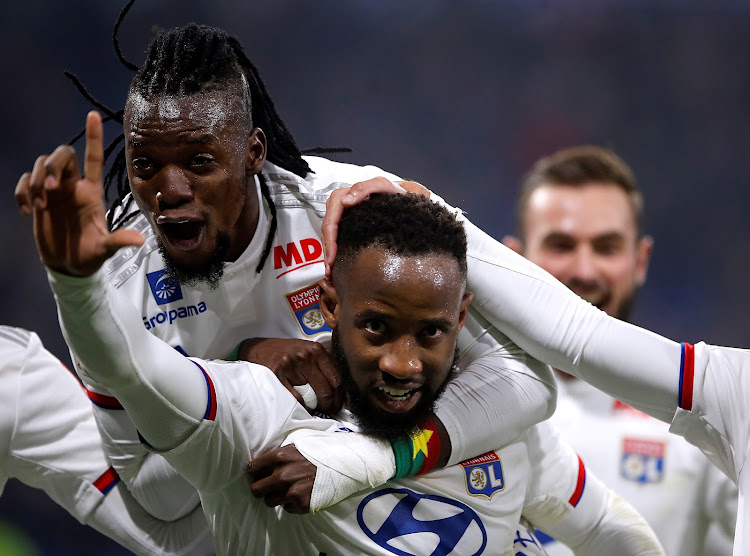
top-left (246, 128), bottom-right (267, 174)
top-left (502, 235), bottom-right (524, 255)
top-left (456, 292), bottom-right (474, 332)
top-left (634, 235), bottom-right (654, 287)
top-left (318, 278), bottom-right (339, 328)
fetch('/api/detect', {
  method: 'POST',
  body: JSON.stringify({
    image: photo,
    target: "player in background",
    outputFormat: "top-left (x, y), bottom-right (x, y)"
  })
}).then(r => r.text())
top-left (0, 325), bottom-right (213, 555)
top-left (15, 10), bottom-right (557, 520)
top-left (23, 157), bottom-right (665, 555)
top-left (501, 145), bottom-right (736, 555)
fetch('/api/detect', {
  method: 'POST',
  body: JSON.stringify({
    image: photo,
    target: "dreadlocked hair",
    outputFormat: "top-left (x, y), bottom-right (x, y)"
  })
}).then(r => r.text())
top-left (90, 4), bottom-right (313, 272)
top-left (332, 193), bottom-right (467, 285)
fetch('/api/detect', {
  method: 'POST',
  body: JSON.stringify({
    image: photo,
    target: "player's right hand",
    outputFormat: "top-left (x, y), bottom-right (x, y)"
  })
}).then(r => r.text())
top-left (236, 337), bottom-right (344, 415)
top-left (322, 178), bottom-right (430, 280)
top-left (15, 111), bottom-right (144, 276)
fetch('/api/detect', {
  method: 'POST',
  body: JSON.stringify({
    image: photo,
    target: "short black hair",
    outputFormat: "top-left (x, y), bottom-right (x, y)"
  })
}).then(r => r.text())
top-left (332, 193), bottom-right (467, 283)
top-left (518, 145), bottom-right (644, 239)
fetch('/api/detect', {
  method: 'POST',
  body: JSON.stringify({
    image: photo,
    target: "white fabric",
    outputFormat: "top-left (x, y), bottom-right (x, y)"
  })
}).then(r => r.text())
top-left (75, 155), bottom-right (555, 518)
top-left (50, 268), bottom-right (661, 555)
top-left (670, 343), bottom-right (750, 556)
top-left (292, 383), bottom-right (318, 410)
top-left (541, 378), bottom-right (736, 556)
top-left (0, 326), bottom-right (213, 556)
top-left (282, 425), bottom-right (395, 511)
top-left (444, 217), bottom-right (750, 555)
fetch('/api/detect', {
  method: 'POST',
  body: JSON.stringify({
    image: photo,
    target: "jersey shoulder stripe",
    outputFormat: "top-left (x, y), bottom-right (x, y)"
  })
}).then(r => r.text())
top-left (568, 454), bottom-right (586, 507)
top-left (93, 466), bottom-right (120, 494)
top-left (678, 342), bottom-right (695, 411)
top-left (191, 360), bottom-right (217, 420)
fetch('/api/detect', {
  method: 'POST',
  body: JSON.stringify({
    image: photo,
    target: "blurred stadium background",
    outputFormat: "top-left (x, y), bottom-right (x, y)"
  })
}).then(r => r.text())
top-left (1, 1), bottom-right (749, 553)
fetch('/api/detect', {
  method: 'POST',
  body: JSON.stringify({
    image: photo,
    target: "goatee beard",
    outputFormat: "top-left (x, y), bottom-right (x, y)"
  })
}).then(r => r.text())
top-left (157, 234), bottom-right (230, 290)
top-left (331, 328), bottom-right (458, 441)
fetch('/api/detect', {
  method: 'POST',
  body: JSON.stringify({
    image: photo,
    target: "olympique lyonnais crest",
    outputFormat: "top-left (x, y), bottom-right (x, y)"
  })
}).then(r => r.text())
top-left (620, 438), bottom-right (665, 484)
top-left (285, 284), bottom-right (332, 337)
top-left (461, 452), bottom-right (505, 499)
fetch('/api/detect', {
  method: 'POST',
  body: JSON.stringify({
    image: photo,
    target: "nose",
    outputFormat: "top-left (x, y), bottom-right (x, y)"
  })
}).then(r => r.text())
top-left (567, 245), bottom-right (600, 284)
top-left (156, 165), bottom-right (193, 209)
top-left (379, 337), bottom-right (422, 380)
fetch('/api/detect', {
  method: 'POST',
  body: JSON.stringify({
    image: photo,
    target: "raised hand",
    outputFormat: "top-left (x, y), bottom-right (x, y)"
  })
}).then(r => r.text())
top-left (236, 337), bottom-right (343, 414)
top-left (321, 178), bottom-right (429, 280)
top-left (15, 111), bottom-right (144, 276)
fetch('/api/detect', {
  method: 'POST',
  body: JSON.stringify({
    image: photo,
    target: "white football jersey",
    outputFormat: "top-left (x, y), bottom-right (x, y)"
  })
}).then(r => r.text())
top-left (75, 156), bottom-right (556, 519)
top-left (0, 326), bottom-right (213, 555)
top-left (161, 359), bottom-right (605, 556)
top-left (540, 377), bottom-right (735, 556)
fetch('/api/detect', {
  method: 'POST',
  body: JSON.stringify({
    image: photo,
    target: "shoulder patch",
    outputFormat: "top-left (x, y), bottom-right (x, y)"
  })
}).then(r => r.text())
top-left (285, 283), bottom-right (331, 337)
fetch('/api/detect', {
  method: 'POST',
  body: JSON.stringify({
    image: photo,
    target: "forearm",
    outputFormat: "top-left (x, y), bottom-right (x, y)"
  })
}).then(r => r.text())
top-left (548, 480), bottom-right (665, 556)
top-left (435, 310), bottom-right (556, 466)
top-left (48, 268), bottom-right (206, 451)
top-left (461, 217), bottom-right (681, 422)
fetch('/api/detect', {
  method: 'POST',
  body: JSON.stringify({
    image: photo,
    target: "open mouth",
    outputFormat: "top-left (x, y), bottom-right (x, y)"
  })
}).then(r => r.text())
top-left (373, 385), bottom-right (422, 413)
top-left (158, 220), bottom-right (206, 251)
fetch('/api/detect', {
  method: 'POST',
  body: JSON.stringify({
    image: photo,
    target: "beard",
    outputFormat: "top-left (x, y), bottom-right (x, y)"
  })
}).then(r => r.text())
top-left (157, 233), bottom-right (230, 291)
top-left (331, 329), bottom-right (458, 441)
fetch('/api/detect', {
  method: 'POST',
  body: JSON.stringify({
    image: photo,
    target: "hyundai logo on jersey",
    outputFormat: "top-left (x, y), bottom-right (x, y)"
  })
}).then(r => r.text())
top-left (146, 270), bottom-right (184, 305)
top-left (620, 438), bottom-right (665, 483)
top-left (285, 283), bottom-right (332, 337)
top-left (461, 452), bottom-right (505, 499)
top-left (357, 487), bottom-right (487, 555)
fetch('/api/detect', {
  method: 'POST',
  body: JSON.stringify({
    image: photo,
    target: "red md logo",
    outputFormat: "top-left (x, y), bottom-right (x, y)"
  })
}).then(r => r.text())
top-left (274, 238), bottom-right (324, 278)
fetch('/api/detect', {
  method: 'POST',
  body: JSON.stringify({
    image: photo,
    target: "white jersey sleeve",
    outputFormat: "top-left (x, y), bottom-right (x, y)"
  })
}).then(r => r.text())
top-left (450, 212), bottom-right (682, 422)
top-left (670, 343), bottom-right (750, 555)
top-left (0, 326), bottom-right (214, 555)
top-left (523, 421), bottom-right (664, 555)
top-left (438, 307), bottom-right (556, 466)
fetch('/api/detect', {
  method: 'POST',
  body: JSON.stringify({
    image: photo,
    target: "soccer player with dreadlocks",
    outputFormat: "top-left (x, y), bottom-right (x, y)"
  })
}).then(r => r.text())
top-left (23, 171), bottom-right (665, 554)
top-left (16, 3), bottom-right (557, 524)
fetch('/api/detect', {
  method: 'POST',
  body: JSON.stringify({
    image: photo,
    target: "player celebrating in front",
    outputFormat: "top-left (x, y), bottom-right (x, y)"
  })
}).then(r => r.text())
top-left (21, 120), bottom-right (663, 554)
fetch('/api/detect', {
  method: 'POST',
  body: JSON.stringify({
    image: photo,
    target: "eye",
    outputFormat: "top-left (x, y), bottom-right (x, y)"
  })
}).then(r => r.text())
top-left (363, 319), bottom-right (387, 335)
top-left (191, 154), bottom-right (216, 167)
top-left (131, 158), bottom-right (155, 172)
top-left (422, 325), bottom-right (445, 339)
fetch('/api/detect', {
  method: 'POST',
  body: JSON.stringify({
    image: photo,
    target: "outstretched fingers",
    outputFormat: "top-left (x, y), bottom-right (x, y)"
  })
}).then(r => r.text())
top-left (83, 111), bottom-right (104, 185)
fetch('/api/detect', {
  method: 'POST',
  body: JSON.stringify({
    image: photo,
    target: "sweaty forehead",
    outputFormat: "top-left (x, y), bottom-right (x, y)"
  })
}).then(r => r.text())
top-left (338, 248), bottom-right (464, 299)
top-left (124, 90), bottom-right (247, 137)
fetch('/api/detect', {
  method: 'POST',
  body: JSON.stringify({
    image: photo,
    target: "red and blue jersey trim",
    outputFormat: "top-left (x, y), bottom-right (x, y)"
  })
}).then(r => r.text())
top-left (678, 342), bottom-right (695, 411)
top-left (86, 389), bottom-right (124, 410)
top-left (190, 360), bottom-right (217, 420)
top-left (93, 466), bottom-right (120, 495)
top-left (568, 454), bottom-right (586, 507)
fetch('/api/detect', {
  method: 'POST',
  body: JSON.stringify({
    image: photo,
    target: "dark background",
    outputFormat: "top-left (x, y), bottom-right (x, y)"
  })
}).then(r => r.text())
top-left (1, 1), bottom-right (749, 553)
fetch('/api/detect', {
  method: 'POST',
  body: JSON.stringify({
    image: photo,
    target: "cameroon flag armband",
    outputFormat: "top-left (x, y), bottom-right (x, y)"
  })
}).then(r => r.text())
top-left (391, 417), bottom-right (442, 479)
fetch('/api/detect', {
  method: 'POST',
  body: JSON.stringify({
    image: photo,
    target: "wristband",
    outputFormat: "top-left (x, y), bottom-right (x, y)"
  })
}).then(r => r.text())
top-left (391, 417), bottom-right (442, 479)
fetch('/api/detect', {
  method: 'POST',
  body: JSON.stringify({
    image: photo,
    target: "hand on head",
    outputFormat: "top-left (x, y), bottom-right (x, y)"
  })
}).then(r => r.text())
top-left (15, 111), bottom-right (144, 276)
top-left (321, 178), bottom-right (429, 280)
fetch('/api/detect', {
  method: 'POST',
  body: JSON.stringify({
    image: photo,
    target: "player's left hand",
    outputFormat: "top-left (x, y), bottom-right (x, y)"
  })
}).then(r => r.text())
top-left (248, 445), bottom-right (316, 514)
top-left (322, 178), bottom-right (430, 280)
top-left (236, 337), bottom-right (343, 414)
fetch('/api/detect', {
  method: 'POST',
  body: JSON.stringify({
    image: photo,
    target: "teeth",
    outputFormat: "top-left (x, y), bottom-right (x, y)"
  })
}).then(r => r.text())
top-left (378, 386), bottom-right (411, 399)
top-left (156, 216), bottom-right (190, 225)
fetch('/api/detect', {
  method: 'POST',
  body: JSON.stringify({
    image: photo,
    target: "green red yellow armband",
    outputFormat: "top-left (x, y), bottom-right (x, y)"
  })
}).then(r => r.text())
top-left (391, 417), bottom-right (442, 479)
